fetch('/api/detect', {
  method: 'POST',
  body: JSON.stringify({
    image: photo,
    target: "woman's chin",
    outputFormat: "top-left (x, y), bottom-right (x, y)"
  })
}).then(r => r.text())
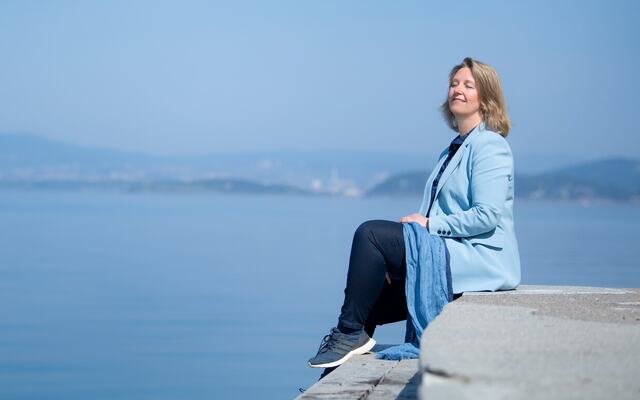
top-left (451, 110), bottom-right (476, 119)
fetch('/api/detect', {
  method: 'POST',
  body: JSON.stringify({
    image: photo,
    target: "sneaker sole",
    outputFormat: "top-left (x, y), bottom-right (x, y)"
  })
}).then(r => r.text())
top-left (307, 337), bottom-right (376, 369)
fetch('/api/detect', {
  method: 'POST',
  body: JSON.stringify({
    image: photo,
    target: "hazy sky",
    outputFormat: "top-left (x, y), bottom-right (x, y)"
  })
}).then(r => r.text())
top-left (1, 0), bottom-right (638, 159)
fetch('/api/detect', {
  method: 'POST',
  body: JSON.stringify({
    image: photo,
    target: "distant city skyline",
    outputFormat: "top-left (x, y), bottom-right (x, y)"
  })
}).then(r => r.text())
top-left (1, 0), bottom-right (638, 159)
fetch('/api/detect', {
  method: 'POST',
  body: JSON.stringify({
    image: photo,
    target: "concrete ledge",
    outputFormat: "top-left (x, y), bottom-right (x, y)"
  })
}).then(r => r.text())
top-left (419, 285), bottom-right (640, 399)
top-left (297, 285), bottom-right (640, 399)
top-left (296, 345), bottom-right (418, 399)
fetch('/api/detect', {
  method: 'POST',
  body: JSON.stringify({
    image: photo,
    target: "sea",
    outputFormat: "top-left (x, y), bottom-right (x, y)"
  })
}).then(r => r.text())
top-left (0, 191), bottom-right (638, 399)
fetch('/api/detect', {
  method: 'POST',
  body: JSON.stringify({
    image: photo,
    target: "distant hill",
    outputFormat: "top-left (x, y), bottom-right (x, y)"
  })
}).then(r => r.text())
top-left (2, 133), bottom-right (636, 200)
top-left (517, 158), bottom-right (640, 200)
top-left (366, 170), bottom-right (429, 197)
top-left (0, 177), bottom-right (311, 195)
top-left (367, 158), bottom-right (640, 201)
top-left (0, 133), bottom-right (159, 168)
top-left (128, 178), bottom-right (312, 195)
top-left (0, 132), bottom-right (433, 192)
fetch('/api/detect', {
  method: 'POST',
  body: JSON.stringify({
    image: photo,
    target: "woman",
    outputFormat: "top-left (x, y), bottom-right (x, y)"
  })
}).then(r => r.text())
top-left (308, 57), bottom-right (521, 369)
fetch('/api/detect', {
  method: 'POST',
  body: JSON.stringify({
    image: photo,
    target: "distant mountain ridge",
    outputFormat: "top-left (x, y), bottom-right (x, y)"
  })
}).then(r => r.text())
top-left (1, 133), bottom-right (636, 201)
top-left (0, 134), bottom-right (435, 196)
top-left (0, 133), bottom-right (159, 167)
top-left (0, 132), bottom-right (434, 194)
top-left (367, 158), bottom-right (640, 202)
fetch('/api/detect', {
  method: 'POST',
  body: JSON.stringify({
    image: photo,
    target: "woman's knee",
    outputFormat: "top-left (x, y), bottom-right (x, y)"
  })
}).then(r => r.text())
top-left (354, 220), bottom-right (386, 242)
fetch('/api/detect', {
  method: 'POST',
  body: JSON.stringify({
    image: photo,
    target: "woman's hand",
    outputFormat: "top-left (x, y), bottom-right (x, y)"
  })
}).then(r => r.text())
top-left (399, 213), bottom-right (429, 228)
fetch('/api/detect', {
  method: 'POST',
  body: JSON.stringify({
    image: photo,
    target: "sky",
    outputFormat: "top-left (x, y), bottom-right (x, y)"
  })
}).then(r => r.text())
top-left (0, 0), bottom-right (639, 160)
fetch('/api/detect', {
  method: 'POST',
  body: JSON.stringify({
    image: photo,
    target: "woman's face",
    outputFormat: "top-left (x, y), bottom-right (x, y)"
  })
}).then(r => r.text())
top-left (448, 67), bottom-right (481, 118)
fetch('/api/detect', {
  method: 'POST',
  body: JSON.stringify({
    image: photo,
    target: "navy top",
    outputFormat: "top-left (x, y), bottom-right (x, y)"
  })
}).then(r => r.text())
top-left (425, 132), bottom-right (469, 218)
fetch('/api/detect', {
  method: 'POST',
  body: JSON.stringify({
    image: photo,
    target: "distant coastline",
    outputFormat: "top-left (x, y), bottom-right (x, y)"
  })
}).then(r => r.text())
top-left (2, 163), bottom-right (639, 203)
top-left (1, 133), bottom-right (639, 202)
top-left (366, 158), bottom-right (640, 203)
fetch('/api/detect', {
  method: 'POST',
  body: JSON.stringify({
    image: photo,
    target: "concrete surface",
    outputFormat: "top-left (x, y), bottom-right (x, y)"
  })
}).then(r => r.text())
top-left (297, 285), bottom-right (640, 399)
top-left (419, 285), bottom-right (640, 399)
top-left (296, 345), bottom-right (418, 400)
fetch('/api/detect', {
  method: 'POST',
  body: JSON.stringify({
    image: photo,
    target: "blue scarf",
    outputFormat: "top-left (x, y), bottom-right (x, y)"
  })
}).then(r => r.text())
top-left (375, 222), bottom-right (453, 360)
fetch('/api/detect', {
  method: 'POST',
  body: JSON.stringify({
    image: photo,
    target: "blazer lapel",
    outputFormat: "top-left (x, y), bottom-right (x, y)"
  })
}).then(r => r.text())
top-left (425, 148), bottom-right (449, 186)
top-left (432, 123), bottom-right (485, 201)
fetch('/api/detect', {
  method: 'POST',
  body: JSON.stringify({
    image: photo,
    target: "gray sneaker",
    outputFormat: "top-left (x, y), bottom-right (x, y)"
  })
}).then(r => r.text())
top-left (308, 327), bottom-right (376, 368)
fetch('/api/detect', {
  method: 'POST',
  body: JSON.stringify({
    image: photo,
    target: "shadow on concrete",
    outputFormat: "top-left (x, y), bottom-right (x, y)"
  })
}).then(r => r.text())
top-left (395, 371), bottom-right (419, 399)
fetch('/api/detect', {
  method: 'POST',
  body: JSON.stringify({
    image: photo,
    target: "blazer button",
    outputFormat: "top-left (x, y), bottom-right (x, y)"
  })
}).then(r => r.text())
top-left (437, 230), bottom-right (442, 234)
top-left (447, 231), bottom-right (451, 235)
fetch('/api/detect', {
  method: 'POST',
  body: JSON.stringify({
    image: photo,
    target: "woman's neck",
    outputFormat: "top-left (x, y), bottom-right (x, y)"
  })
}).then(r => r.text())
top-left (455, 113), bottom-right (483, 136)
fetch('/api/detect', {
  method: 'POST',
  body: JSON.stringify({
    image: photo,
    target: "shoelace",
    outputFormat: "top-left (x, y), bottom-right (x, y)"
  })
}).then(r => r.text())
top-left (316, 329), bottom-right (356, 354)
top-left (316, 333), bottom-right (335, 354)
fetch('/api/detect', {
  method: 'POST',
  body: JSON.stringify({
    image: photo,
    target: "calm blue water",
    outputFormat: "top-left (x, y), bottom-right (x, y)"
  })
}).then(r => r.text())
top-left (0, 192), bottom-right (638, 399)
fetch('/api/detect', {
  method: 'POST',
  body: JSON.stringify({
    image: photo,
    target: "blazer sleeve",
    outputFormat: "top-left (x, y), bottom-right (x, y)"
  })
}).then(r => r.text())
top-left (427, 135), bottom-right (512, 238)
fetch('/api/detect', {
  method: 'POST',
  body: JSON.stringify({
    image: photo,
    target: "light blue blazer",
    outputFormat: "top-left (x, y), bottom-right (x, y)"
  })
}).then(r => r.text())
top-left (418, 122), bottom-right (521, 294)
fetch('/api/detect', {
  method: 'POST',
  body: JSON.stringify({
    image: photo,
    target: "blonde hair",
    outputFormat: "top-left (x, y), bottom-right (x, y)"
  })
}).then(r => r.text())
top-left (441, 57), bottom-right (511, 137)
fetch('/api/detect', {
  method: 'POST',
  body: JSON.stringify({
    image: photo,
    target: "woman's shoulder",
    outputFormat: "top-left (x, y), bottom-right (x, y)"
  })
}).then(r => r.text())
top-left (472, 128), bottom-right (512, 153)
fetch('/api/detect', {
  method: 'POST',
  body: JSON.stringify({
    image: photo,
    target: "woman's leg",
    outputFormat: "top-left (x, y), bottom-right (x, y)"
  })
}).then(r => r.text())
top-left (363, 277), bottom-right (409, 337)
top-left (337, 219), bottom-right (407, 334)
top-left (309, 219), bottom-right (461, 369)
top-left (362, 280), bottom-right (464, 337)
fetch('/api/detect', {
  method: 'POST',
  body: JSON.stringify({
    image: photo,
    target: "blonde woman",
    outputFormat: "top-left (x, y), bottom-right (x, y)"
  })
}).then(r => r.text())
top-left (308, 57), bottom-right (520, 369)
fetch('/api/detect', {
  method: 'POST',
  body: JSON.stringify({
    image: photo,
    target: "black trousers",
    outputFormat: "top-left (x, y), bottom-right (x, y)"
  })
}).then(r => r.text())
top-left (337, 219), bottom-right (461, 337)
top-left (337, 220), bottom-right (409, 337)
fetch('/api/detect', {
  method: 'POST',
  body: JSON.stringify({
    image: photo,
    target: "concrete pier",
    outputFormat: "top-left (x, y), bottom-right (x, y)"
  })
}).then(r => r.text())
top-left (297, 348), bottom-right (419, 399)
top-left (297, 285), bottom-right (640, 399)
